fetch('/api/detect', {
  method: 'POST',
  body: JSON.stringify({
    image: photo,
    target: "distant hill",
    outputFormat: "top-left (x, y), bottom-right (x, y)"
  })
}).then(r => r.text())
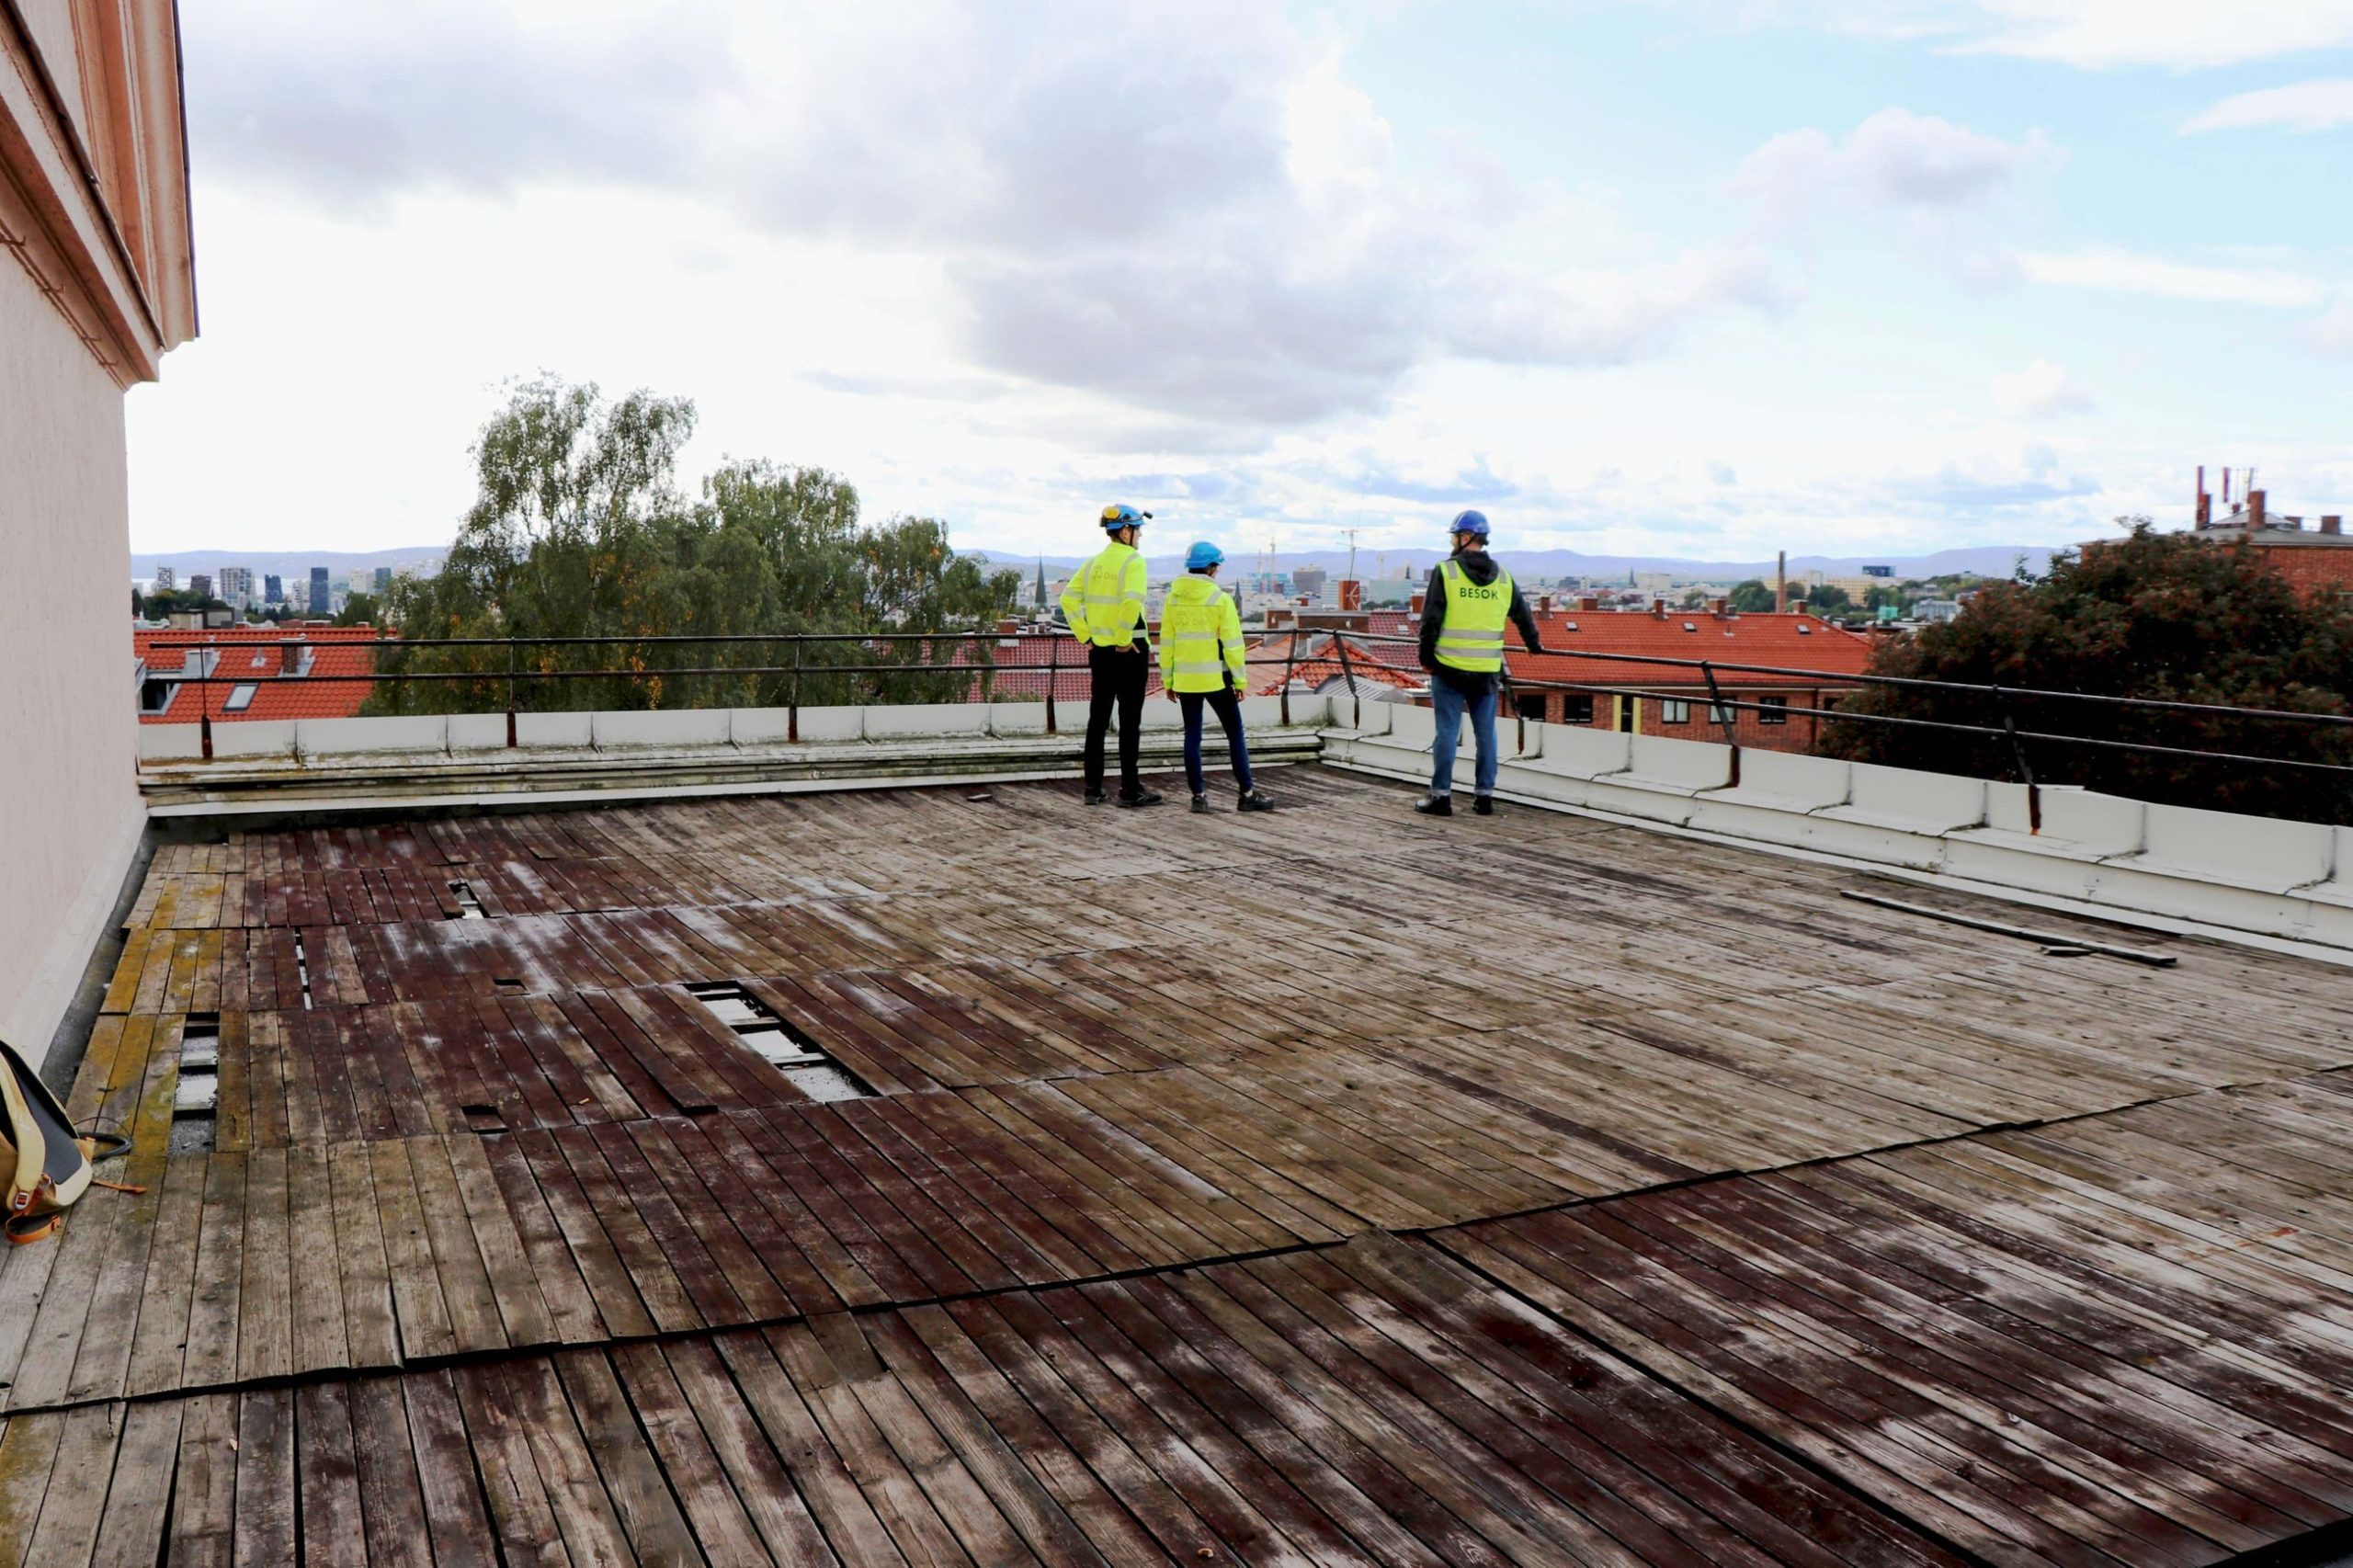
top-left (131, 546), bottom-right (449, 582)
top-left (972, 544), bottom-right (2060, 582)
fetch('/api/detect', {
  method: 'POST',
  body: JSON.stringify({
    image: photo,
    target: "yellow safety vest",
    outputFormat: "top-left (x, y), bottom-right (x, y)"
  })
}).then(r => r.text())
top-left (1157, 575), bottom-right (1246, 694)
top-left (1061, 541), bottom-right (1147, 648)
top-left (1434, 557), bottom-right (1514, 673)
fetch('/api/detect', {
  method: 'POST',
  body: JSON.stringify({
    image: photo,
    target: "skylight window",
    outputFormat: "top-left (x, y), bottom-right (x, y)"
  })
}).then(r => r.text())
top-left (223, 684), bottom-right (258, 711)
top-left (1797, 624), bottom-right (1813, 635)
top-left (1681, 621), bottom-right (1697, 631)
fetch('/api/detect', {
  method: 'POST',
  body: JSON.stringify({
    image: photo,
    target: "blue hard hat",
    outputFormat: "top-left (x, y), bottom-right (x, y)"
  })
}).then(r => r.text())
top-left (1185, 541), bottom-right (1224, 572)
top-left (1450, 509), bottom-right (1491, 540)
top-left (1100, 503), bottom-right (1152, 530)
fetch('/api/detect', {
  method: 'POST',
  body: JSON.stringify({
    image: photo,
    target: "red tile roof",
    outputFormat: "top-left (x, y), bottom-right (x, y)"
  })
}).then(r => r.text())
top-left (1512, 608), bottom-right (1876, 688)
top-left (1302, 608), bottom-right (1876, 693)
top-left (134, 625), bottom-right (386, 723)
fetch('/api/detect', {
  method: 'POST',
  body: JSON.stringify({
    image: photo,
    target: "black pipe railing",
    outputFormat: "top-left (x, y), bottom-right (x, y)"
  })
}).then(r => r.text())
top-left (138, 630), bottom-right (2353, 811)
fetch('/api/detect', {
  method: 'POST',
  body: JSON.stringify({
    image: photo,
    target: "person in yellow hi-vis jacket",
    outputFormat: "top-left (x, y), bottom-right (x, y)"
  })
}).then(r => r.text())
top-left (1159, 542), bottom-right (1276, 814)
top-left (1060, 504), bottom-right (1161, 806)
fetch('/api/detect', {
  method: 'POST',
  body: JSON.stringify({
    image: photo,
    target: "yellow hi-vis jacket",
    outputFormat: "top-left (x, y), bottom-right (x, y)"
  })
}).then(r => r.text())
top-left (1433, 557), bottom-right (1514, 673)
top-left (1158, 574), bottom-right (1246, 694)
top-left (1061, 540), bottom-right (1148, 648)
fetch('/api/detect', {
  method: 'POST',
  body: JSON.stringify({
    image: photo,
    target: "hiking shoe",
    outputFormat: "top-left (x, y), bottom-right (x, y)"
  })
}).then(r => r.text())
top-left (1236, 790), bottom-right (1276, 812)
top-left (1414, 795), bottom-right (1453, 817)
top-left (1084, 788), bottom-right (1108, 806)
top-left (1472, 795), bottom-right (1495, 816)
top-left (1191, 794), bottom-right (1212, 813)
top-left (1118, 789), bottom-right (1165, 808)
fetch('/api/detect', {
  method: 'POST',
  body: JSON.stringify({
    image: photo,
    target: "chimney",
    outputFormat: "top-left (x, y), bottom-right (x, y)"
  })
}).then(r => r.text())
top-left (1711, 597), bottom-right (1729, 617)
top-left (2196, 465), bottom-right (2211, 528)
top-left (1577, 595), bottom-right (1599, 613)
top-left (1338, 579), bottom-right (1364, 611)
top-left (2223, 467), bottom-right (2233, 506)
top-left (1650, 597), bottom-right (1667, 617)
top-left (2249, 489), bottom-right (2268, 528)
top-left (1776, 550), bottom-right (1787, 614)
top-left (1536, 594), bottom-right (1553, 615)
top-left (995, 618), bottom-right (1018, 635)
top-left (1409, 592), bottom-right (1426, 617)
top-left (278, 639), bottom-right (307, 676)
top-left (2324, 516), bottom-right (2343, 536)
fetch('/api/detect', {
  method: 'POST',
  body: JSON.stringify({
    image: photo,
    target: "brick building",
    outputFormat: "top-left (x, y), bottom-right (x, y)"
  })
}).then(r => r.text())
top-left (2188, 471), bottom-right (2353, 597)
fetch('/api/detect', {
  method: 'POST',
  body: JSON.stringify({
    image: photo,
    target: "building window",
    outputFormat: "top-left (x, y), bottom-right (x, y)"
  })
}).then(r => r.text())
top-left (1561, 694), bottom-right (1595, 724)
top-left (140, 680), bottom-right (175, 715)
top-left (1707, 702), bottom-right (1731, 726)
top-left (1660, 699), bottom-right (1690, 724)
top-left (1759, 695), bottom-right (1789, 724)
top-left (1515, 693), bottom-right (1547, 720)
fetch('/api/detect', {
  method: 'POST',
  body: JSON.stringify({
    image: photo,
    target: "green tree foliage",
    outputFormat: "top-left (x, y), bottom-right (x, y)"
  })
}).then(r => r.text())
top-left (1806, 584), bottom-right (1852, 613)
top-left (334, 593), bottom-right (382, 627)
top-left (1818, 521), bottom-right (2353, 822)
top-left (137, 588), bottom-right (228, 620)
top-left (1728, 579), bottom-right (1777, 613)
top-left (1863, 584), bottom-right (1906, 612)
top-left (369, 378), bottom-right (1022, 714)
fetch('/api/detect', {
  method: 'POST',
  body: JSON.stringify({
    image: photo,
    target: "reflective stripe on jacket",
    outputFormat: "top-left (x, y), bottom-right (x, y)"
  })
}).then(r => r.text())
top-left (1157, 575), bottom-right (1246, 693)
top-left (1434, 557), bottom-right (1514, 673)
top-left (1060, 541), bottom-right (1148, 647)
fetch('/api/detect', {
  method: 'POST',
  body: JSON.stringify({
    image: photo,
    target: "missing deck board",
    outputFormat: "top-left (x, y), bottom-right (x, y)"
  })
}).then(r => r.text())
top-left (685, 980), bottom-right (875, 1099)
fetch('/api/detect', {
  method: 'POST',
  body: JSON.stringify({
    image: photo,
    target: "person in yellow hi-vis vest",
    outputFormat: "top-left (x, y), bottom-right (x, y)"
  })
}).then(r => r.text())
top-left (1415, 509), bottom-right (1546, 817)
top-left (1159, 542), bottom-right (1276, 814)
top-left (1059, 504), bottom-right (1162, 806)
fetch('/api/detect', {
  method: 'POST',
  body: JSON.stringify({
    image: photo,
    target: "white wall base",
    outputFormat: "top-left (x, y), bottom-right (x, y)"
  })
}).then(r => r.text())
top-left (1, 798), bottom-right (144, 1070)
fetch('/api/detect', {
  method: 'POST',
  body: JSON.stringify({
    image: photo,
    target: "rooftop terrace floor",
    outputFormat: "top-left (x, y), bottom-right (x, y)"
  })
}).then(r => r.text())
top-left (6, 766), bottom-right (2353, 1563)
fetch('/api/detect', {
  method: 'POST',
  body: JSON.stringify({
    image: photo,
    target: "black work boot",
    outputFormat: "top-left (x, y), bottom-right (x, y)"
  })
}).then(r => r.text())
top-left (1472, 795), bottom-right (1495, 816)
top-left (1118, 788), bottom-right (1164, 808)
top-left (1084, 788), bottom-right (1108, 806)
top-left (1236, 790), bottom-right (1275, 812)
top-left (1414, 795), bottom-right (1453, 817)
top-left (1190, 793), bottom-right (1212, 813)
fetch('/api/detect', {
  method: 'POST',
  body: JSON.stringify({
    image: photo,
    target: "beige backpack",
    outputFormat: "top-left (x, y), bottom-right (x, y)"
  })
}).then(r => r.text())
top-left (3, 1038), bottom-right (136, 1244)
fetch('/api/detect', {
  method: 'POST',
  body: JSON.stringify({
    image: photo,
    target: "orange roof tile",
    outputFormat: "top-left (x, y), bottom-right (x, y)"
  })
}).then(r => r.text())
top-left (134, 625), bottom-right (386, 723)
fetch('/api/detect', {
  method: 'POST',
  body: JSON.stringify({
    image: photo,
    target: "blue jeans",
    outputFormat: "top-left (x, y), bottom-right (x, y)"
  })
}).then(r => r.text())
top-left (1178, 689), bottom-right (1254, 796)
top-left (1429, 679), bottom-right (1497, 799)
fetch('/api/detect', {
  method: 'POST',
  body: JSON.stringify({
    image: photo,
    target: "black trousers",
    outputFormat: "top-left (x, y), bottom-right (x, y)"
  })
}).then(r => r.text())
top-left (1085, 642), bottom-right (1148, 793)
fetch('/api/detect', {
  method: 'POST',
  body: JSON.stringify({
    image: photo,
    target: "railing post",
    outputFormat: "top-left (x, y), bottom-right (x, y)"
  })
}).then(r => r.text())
top-left (1045, 632), bottom-right (1060, 735)
top-left (789, 640), bottom-right (802, 744)
top-left (1701, 660), bottom-right (1740, 789)
top-left (506, 638), bottom-right (518, 748)
top-left (1334, 633), bottom-right (1361, 729)
top-left (1279, 629), bottom-right (1300, 727)
top-left (1995, 686), bottom-right (2040, 833)
top-left (199, 651), bottom-right (213, 760)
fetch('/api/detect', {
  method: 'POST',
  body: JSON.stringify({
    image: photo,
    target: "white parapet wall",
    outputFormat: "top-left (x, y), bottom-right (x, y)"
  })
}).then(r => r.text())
top-left (137, 702), bottom-right (1331, 815)
top-left (1320, 699), bottom-right (2353, 955)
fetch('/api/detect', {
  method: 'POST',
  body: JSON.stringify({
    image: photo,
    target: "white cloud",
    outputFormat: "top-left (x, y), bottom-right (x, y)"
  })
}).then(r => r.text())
top-left (1963, 1), bottom-right (2353, 69)
top-left (1990, 359), bottom-right (2094, 417)
top-left (2320, 295), bottom-right (2353, 355)
top-left (2183, 79), bottom-right (2353, 135)
top-left (2018, 248), bottom-right (2329, 308)
top-left (1686, 1), bottom-right (2353, 69)
top-left (1732, 108), bottom-right (2055, 217)
top-left (184, 1), bottom-right (1783, 430)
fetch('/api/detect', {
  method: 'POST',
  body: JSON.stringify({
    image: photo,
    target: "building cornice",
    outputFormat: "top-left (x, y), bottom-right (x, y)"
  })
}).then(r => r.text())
top-left (0, 0), bottom-right (192, 385)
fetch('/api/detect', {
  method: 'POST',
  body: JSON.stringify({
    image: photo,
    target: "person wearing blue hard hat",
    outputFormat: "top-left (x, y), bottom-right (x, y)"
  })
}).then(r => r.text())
top-left (1158, 541), bottom-right (1275, 814)
top-left (1415, 509), bottom-right (1544, 817)
top-left (1061, 504), bottom-right (1161, 805)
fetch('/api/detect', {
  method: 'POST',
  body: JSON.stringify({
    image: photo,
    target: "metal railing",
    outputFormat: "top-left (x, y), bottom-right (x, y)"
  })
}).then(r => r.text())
top-left (139, 628), bottom-right (2353, 830)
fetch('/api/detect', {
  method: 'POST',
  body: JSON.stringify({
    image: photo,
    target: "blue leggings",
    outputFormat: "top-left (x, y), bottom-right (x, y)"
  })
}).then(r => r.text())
top-left (1178, 689), bottom-right (1254, 796)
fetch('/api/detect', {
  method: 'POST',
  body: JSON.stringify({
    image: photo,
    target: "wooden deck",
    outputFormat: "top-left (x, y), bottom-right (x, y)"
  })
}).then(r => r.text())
top-left (5, 767), bottom-right (2352, 1562)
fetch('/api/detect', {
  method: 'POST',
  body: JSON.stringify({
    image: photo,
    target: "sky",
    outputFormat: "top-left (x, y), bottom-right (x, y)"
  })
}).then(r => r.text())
top-left (126, 0), bottom-right (2353, 566)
